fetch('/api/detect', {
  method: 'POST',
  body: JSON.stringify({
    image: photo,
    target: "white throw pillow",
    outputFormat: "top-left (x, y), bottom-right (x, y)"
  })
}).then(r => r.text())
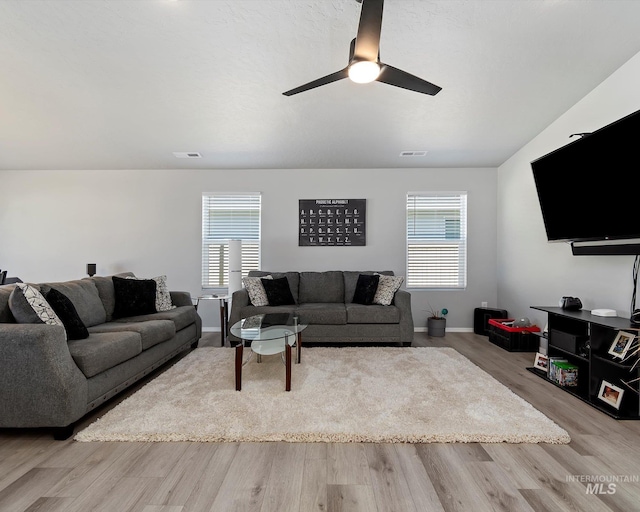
top-left (373, 274), bottom-right (404, 306)
top-left (126, 275), bottom-right (176, 312)
top-left (16, 283), bottom-right (64, 326)
top-left (242, 275), bottom-right (272, 306)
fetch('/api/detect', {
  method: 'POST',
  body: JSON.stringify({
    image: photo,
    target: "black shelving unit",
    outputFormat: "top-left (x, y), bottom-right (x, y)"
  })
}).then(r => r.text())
top-left (529, 307), bottom-right (639, 419)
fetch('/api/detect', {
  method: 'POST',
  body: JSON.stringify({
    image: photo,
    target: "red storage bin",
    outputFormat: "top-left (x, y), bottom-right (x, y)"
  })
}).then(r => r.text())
top-left (487, 319), bottom-right (541, 352)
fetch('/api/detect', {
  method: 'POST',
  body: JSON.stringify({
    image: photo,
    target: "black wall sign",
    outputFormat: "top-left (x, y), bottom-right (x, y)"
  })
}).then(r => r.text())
top-left (299, 199), bottom-right (366, 246)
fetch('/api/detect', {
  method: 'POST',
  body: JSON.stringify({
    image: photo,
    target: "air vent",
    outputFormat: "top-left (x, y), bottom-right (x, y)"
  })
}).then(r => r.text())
top-left (400, 150), bottom-right (427, 157)
top-left (173, 152), bottom-right (202, 158)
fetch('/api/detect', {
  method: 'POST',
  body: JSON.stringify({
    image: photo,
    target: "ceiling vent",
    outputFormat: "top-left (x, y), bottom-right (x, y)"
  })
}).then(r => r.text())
top-left (400, 151), bottom-right (427, 157)
top-left (173, 152), bottom-right (202, 158)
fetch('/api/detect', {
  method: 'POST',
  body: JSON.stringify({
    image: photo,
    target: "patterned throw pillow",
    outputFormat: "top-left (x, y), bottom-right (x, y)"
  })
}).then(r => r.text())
top-left (11, 283), bottom-right (64, 326)
top-left (149, 275), bottom-right (176, 312)
top-left (242, 275), bottom-right (272, 306)
top-left (373, 274), bottom-right (404, 306)
top-left (126, 275), bottom-right (176, 312)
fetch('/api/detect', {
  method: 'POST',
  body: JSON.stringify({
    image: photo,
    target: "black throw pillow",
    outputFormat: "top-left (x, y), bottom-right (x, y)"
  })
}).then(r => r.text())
top-left (112, 276), bottom-right (157, 318)
top-left (261, 277), bottom-right (295, 306)
top-left (43, 286), bottom-right (89, 340)
top-left (352, 274), bottom-right (380, 305)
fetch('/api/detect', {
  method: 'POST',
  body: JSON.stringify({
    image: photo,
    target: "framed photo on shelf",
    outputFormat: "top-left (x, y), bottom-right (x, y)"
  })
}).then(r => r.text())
top-left (597, 380), bottom-right (624, 409)
top-left (608, 331), bottom-right (635, 360)
top-left (533, 352), bottom-right (549, 372)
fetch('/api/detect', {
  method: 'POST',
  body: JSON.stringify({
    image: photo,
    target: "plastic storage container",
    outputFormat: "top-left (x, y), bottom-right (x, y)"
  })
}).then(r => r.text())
top-left (488, 318), bottom-right (541, 352)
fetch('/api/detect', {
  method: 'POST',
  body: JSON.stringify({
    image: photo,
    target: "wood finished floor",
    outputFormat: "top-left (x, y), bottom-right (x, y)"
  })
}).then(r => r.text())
top-left (1, 332), bottom-right (639, 512)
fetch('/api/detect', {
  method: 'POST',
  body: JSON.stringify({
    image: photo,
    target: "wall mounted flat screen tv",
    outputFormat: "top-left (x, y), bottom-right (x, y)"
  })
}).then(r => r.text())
top-left (531, 108), bottom-right (640, 243)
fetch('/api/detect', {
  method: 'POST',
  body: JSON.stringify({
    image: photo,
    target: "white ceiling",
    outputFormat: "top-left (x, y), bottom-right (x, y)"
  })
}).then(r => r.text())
top-left (2, 0), bottom-right (640, 171)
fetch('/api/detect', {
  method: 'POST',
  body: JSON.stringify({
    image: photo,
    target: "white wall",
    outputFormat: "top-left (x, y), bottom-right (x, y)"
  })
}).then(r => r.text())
top-left (1, 167), bottom-right (497, 331)
top-left (497, 51), bottom-right (640, 328)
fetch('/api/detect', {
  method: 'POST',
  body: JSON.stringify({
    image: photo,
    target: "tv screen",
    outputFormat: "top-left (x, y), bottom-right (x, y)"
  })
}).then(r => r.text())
top-left (531, 108), bottom-right (640, 243)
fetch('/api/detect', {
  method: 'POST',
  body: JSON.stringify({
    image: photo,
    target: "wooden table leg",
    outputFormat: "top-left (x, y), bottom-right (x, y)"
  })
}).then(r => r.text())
top-left (285, 343), bottom-right (292, 392)
top-left (296, 332), bottom-right (302, 364)
top-left (219, 299), bottom-right (229, 347)
top-left (235, 344), bottom-right (243, 391)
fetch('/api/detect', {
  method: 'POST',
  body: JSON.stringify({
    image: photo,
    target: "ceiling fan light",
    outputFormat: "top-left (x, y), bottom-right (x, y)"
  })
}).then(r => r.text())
top-left (348, 61), bottom-right (380, 83)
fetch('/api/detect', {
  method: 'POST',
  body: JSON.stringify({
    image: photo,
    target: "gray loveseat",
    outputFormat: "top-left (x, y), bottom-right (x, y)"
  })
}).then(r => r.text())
top-left (229, 270), bottom-right (413, 345)
top-left (0, 273), bottom-right (201, 439)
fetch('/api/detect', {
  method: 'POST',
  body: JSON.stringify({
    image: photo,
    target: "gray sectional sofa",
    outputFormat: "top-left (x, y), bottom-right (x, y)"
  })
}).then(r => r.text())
top-left (0, 273), bottom-right (201, 439)
top-left (229, 270), bottom-right (413, 345)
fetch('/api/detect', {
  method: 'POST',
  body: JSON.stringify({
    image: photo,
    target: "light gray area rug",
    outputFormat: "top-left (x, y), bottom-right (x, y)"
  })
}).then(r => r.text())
top-left (75, 347), bottom-right (570, 444)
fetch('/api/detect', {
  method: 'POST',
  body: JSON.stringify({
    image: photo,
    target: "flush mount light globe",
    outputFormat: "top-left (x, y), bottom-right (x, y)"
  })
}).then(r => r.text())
top-left (348, 60), bottom-right (380, 83)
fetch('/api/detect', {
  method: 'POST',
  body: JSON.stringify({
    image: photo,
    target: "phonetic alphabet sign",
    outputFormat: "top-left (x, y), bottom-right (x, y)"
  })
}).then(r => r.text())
top-left (299, 199), bottom-right (366, 246)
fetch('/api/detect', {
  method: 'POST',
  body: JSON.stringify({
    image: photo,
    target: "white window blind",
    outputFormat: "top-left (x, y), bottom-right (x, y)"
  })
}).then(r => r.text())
top-left (406, 193), bottom-right (467, 289)
top-left (202, 193), bottom-right (261, 288)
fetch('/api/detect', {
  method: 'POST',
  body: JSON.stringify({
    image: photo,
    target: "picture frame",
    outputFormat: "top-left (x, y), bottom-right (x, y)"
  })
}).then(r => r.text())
top-left (608, 331), bottom-right (635, 360)
top-left (533, 352), bottom-right (549, 372)
top-left (597, 380), bottom-right (624, 409)
top-left (299, 199), bottom-right (366, 247)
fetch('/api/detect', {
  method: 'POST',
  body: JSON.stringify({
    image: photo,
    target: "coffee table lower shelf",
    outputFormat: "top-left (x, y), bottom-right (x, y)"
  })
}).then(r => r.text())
top-left (230, 314), bottom-right (307, 393)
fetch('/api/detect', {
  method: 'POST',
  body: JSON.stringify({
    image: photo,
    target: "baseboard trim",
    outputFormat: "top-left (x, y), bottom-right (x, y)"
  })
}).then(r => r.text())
top-left (204, 327), bottom-right (474, 333)
top-left (415, 327), bottom-right (474, 333)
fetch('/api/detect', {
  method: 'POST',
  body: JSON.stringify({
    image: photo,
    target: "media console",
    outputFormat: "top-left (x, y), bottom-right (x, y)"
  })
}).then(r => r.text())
top-left (529, 306), bottom-right (639, 419)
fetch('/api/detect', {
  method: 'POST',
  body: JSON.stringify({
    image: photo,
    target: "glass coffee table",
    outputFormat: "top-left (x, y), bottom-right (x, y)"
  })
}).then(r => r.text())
top-left (230, 313), bottom-right (307, 391)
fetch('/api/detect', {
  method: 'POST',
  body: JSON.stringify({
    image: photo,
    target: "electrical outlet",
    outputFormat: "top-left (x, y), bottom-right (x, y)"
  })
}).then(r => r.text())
top-left (481, 301), bottom-right (488, 308)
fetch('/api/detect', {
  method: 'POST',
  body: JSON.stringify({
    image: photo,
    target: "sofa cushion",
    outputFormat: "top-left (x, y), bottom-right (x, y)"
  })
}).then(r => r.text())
top-left (238, 305), bottom-right (298, 322)
top-left (0, 285), bottom-right (15, 323)
top-left (112, 276), bottom-right (157, 318)
top-left (43, 279), bottom-right (107, 327)
top-left (88, 319), bottom-right (175, 350)
top-left (8, 283), bottom-right (63, 326)
top-left (248, 271), bottom-right (300, 303)
top-left (68, 331), bottom-right (142, 378)
top-left (242, 275), bottom-right (272, 306)
top-left (295, 303), bottom-right (347, 325)
top-left (373, 274), bottom-right (404, 306)
top-left (112, 305), bottom-right (196, 332)
top-left (299, 271), bottom-right (344, 303)
top-left (42, 286), bottom-right (89, 340)
top-left (346, 303), bottom-right (401, 324)
top-left (352, 274), bottom-right (380, 305)
top-left (262, 277), bottom-right (295, 306)
top-left (343, 271), bottom-right (393, 303)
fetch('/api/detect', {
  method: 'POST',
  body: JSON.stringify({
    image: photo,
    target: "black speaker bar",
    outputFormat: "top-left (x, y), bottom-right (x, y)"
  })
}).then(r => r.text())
top-left (571, 242), bottom-right (640, 256)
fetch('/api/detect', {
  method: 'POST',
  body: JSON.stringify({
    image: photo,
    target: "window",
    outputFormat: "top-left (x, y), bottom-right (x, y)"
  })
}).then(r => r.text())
top-left (406, 192), bottom-right (467, 289)
top-left (202, 193), bottom-right (261, 289)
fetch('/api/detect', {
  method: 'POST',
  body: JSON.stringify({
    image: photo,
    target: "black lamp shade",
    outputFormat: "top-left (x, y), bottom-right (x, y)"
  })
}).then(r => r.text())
top-left (87, 263), bottom-right (97, 277)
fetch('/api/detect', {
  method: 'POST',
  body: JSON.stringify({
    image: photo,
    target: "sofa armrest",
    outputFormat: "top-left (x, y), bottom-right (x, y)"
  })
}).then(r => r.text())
top-left (393, 289), bottom-right (414, 344)
top-left (0, 323), bottom-right (88, 428)
top-left (228, 289), bottom-right (250, 341)
top-left (170, 291), bottom-right (194, 307)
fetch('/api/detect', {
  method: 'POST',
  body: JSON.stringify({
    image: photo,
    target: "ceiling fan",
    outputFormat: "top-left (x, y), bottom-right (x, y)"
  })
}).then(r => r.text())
top-left (283, 0), bottom-right (442, 97)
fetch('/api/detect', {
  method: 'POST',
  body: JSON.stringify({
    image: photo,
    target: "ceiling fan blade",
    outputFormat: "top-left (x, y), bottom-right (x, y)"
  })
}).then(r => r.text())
top-left (353, 0), bottom-right (383, 62)
top-left (377, 64), bottom-right (442, 96)
top-left (282, 68), bottom-right (349, 96)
